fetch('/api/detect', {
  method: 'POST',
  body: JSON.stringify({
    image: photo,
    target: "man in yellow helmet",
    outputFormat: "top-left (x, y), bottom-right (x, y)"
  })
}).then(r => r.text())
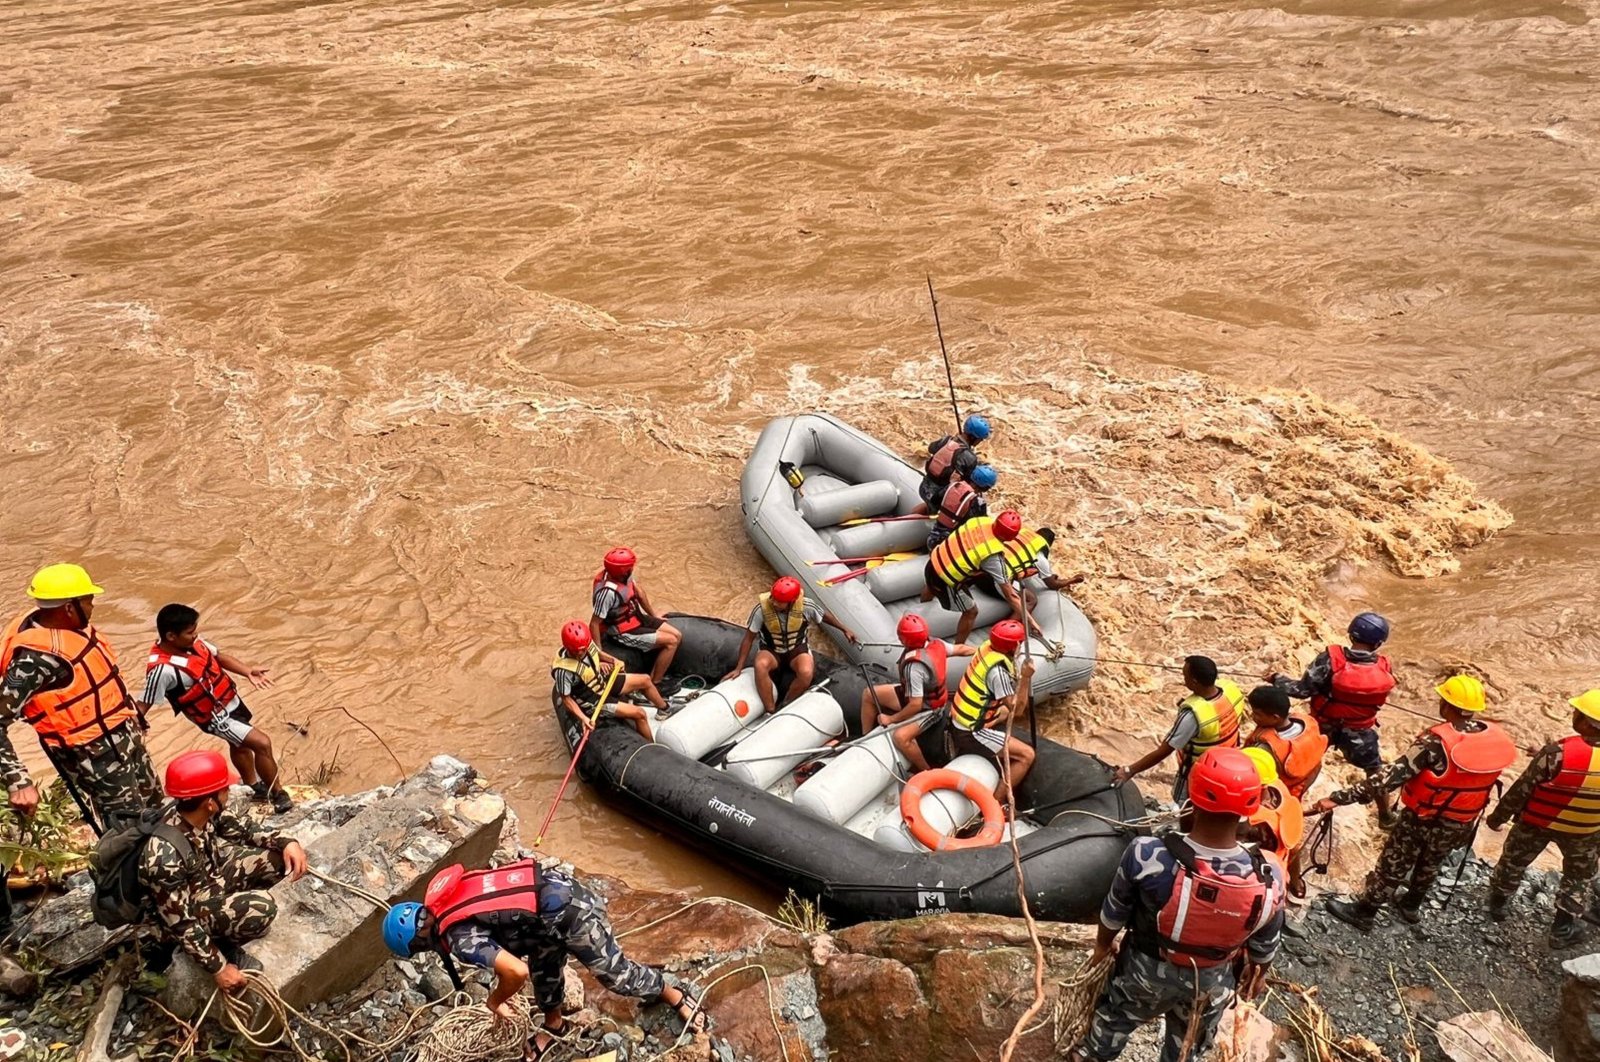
top-left (0, 564), bottom-right (160, 834)
top-left (1485, 689), bottom-right (1600, 947)
top-left (1309, 674), bottom-right (1515, 931)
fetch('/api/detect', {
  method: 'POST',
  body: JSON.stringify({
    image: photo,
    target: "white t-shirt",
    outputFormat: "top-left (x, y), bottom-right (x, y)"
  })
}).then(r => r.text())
top-left (142, 639), bottom-right (243, 715)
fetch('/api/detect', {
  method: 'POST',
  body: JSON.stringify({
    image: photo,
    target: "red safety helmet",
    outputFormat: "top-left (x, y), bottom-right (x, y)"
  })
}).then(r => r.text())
top-left (603, 547), bottom-right (636, 579)
top-left (561, 620), bottom-right (592, 655)
top-left (1187, 747), bottom-right (1264, 816)
top-left (989, 619), bottom-right (1026, 655)
top-left (897, 613), bottom-right (930, 649)
top-left (771, 576), bottom-right (802, 605)
top-left (165, 749), bottom-right (239, 800)
top-left (994, 510), bottom-right (1022, 541)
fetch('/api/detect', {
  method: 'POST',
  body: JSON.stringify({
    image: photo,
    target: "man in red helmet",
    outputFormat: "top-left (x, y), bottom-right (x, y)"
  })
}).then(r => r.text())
top-left (723, 577), bottom-right (858, 717)
top-left (860, 612), bottom-right (975, 758)
top-left (588, 548), bottom-right (682, 686)
top-left (1066, 747), bottom-right (1286, 1062)
top-left (922, 511), bottom-right (1024, 646)
top-left (553, 622), bottom-right (664, 742)
top-left (946, 619), bottom-right (1036, 802)
top-left (137, 750), bottom-right (308, 994)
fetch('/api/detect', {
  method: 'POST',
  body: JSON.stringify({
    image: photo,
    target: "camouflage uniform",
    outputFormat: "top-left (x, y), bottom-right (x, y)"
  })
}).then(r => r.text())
top-left (0, 645), bottom-right (160, 831)
top-left (1327, 728), bottom-right (1472, 908)
top-left (1488, 742), bottom-right (1600, 916)
top-left (137, 804), bottom-right (291, 974)
top-left (442, 868), bottom-right (665, 1012)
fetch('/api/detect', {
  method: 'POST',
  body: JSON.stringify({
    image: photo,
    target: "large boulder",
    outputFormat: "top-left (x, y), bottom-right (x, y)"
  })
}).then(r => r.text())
top-left (162, 756), bottom-right (505, 1022)
top-left (1558, 953), bottom-right (1600, 1062)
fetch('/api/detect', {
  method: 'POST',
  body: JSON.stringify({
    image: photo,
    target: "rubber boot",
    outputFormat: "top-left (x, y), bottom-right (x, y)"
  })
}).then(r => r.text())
top-left (1487, 890), bottom-right (1510, 923)
top-left (1552, 910), bottom-right (1586, 949)
top-left (1327, 896), bottom-right (1379, 932)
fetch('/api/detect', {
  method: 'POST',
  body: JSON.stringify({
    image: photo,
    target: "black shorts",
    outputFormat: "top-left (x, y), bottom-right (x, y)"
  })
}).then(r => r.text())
top-left (918, 477), bottom-right (946, 508)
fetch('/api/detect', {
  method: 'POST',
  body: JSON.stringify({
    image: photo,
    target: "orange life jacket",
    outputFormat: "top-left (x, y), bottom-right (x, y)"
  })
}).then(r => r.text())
top-left (1400, 721), bottom-right (1517, 824)
top-left (1520, 735), bottom-right (1600, 835)
top-left (1309, 645), bottom-right (1394, 730)
top-left (0, 611), bottom-right (137, 749)
top-left (1248, 782), bottom-right (1306, 861)
top-left (592, 570), bottom-right (642, 634)
top-left (899, 640), bottom-right (949, 710)
top-left (425, 861), bottom-right (543, 935)
top-left (147, 639), bottom-right (239, 728)
top-left (1248, 715), bottom-right (1329, 799)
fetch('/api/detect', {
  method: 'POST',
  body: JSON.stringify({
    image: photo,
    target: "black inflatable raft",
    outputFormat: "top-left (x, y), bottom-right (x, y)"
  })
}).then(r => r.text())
top-left (552, 613), bottom-right (1143, 924)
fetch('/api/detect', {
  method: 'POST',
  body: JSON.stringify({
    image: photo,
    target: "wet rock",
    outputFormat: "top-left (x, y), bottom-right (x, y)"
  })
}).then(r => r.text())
top-left (1558, 952), bottom-right (1600, 1062)
top-left (816, 953), bottom-right (928, 1059)
top-left (12, 883), bottom-right (133, 975)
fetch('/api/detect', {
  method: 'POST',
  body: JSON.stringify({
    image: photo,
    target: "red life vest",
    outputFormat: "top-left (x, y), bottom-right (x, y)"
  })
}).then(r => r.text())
top-left (924, 436), bottom-right (968, 484)
top-left (424, 861), bottom-right (543, 935)
top-left (1521, 735), bottom-right (1600, 835)
top-left (934, 480), bottom-right (980, 532)
top-left (1247, 715), bottom-right (1328, 799)
top-left (1137, 836), bottom-right (1280, 968)
top-left (148, 640), bottom-right (239, 727)
top-left (1309, 645), bottom-right (1394, 729)
top-left (899, 640), bottom-right (950, 710)
top-left (592, 571), bottom-right (642, 634)
top-left (1400, 722), bottom-right (1517, 824)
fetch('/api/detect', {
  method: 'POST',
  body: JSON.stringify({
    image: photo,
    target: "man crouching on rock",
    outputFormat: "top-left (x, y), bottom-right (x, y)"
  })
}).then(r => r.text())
top-left (1065, 747), bottom-right (1286, 1062)
top-left (383, 861), bottom-right (707, 1060)
top-left (140, 750), bottom-right (308, 993)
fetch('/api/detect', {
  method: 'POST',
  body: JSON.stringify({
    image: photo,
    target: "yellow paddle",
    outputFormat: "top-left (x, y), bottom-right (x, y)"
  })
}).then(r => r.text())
top-left (820, 551), bottom-right (918, 586)
top-left (838, 514), bottom-right (934, 528)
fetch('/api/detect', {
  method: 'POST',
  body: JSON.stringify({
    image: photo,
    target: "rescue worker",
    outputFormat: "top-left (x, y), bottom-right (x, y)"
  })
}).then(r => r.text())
top-left (1244, 684), bottom-right (1329, 800)
top-left (946, 619), bottom-right (1034, 805)
top-left (859, 613), bottom-right (975, 768)
top-left (588, 547), bottom-right (682, 686)
top-left (0, 564), bottom-right (160, 833)
top-left (926, 464), bottom-right (996, 551)
top-left (553, 622), bottom-right (663, 742)
top-left (1066, 747), bottom-right (1285, 1062)
top-left (722, 577), bottom-right (859, 717)
top-left (1242, 746), bottom-right (1307, 895)
top-left (1310, 674), bottom-right (1516, 930)
top-left (921, 510), bottom-right (1023, 646)
top-left (979, 526), bottom-right (1084, 639)
top-left (139, 750), bottom-right (308, 994)
top-left (914, 414), bottom-right (990, 513)
top-left (1269, 611), bottom-right (1398, 827)
top-left (382, 860), bottom-right (707, 1060)
top-left (1114, 657), bottom-right (1247, 804)
top-left (141, 604), bottom-right (290, 814)
top-left (1485, 689), bottom-right (1600, 947)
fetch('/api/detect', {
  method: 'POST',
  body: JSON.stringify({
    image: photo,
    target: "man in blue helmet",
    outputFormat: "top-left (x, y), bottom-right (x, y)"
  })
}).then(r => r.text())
top-left (927, 463), bottom-right (997, 550)
top-left (1267, 612), bottom-right (1399, 828)
top-left (383, 861), bottom-right (706, 1059)
top-left (914, 414), bottom-right (990, 513)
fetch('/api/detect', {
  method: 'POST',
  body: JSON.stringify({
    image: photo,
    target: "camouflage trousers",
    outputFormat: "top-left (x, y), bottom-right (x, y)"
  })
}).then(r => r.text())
top-left (1359, 808), bottom-right (1474, 908)
top-left (524, 872), bottom-right (665, 1014)
top-left (46, 723), bottom-right (161, 834)
top-left (1082, 947), bottom-right (1235, 1062)
top-left (184, 847), bottom-right (284, 957)
top-left (1489, 821), bottom-right (1600, 916)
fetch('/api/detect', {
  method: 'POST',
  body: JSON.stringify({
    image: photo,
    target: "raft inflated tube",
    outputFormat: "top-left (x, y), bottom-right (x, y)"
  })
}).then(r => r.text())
top-left (864, 556), bottom-right (929, 603)
top-left (828, 518), bottom-right (931, 561)
top-left (793, 728), bottom-right (906, 825)
top-left (723, 690), bottom-right (845, 790)
top-left (798, 479), bottom-right (900, 529)
top-left (655, 671), bottom-right (765, 761)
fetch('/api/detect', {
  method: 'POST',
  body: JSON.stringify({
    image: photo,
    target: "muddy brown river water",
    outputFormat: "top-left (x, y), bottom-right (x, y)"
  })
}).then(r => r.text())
top-left (2, 0), bottom-right (1597, 902)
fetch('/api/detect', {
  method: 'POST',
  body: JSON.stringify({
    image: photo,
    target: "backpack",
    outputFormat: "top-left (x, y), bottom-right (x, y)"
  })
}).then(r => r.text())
top-left (88, 804), bottom-right (193, 929)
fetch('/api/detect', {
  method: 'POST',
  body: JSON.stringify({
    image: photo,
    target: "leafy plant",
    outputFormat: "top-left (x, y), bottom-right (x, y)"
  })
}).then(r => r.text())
top-left (0, 780), bottom-right (91, 880)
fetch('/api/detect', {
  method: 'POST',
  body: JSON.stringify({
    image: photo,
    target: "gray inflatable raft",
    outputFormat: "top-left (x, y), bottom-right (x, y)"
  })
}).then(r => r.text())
top-left (740, 414), bottom-right (1096, 697)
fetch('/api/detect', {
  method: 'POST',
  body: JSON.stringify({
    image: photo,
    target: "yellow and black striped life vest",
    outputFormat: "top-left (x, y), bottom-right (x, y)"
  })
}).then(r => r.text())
top-left (759, 592), bottom-right (808, 654)
top-left (951, 643), bottom-right (1015, 731)
top-left (551, 646), bottom-right (615, 704)
top-left (998, 529), bottom-right (1050, 581)
top-left (929, 516), bottom-right (1008, 587)
top-left (1178, 679), bottom-right (1248, 762)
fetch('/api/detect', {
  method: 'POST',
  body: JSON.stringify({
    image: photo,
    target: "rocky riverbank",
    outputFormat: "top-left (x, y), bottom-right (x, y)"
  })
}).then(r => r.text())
top-left (0, 763), bottom-right (1592, 1062)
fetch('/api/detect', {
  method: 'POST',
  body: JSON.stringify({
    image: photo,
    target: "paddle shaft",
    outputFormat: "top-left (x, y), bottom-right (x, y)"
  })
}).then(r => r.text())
top-left (535, 656), bottom-right (624, 846)
top-left (927, 275), bottom-right (962, 432)
top-left (839, 514), bottom-right (933, 527)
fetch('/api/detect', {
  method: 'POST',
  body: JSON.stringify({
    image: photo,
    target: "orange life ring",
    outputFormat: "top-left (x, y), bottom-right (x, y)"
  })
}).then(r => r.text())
top-left (900, 768), bottom-right (1006, 851)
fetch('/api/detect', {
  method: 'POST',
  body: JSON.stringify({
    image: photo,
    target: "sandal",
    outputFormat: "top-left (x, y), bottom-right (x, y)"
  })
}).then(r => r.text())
top-left (673, 988), bottom-right (709, 1036)
top-left (526, 1018), bottom-right (569, 1060)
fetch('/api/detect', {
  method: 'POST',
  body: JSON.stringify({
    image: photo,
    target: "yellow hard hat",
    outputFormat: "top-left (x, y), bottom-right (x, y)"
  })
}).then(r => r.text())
top-left (1436, 674), bottom-right (1487, 713)
top-left (26, 563), bottom-right (104, 602)
top-left (1241, 746), bottom-right (1279, 787)
top-left (1570, 690), bottom-right (1600, 723)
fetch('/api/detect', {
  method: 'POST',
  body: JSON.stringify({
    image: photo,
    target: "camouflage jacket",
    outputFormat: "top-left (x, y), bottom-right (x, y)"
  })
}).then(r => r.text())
top-left (0, 645), bottom-right (74, 789)
top-left (136, 805), bottom-right (290, 973)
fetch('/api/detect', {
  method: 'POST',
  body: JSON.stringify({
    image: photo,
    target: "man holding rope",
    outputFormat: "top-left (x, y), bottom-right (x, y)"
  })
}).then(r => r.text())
top-left (1066, 747), bottom-right (1285, 1062)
